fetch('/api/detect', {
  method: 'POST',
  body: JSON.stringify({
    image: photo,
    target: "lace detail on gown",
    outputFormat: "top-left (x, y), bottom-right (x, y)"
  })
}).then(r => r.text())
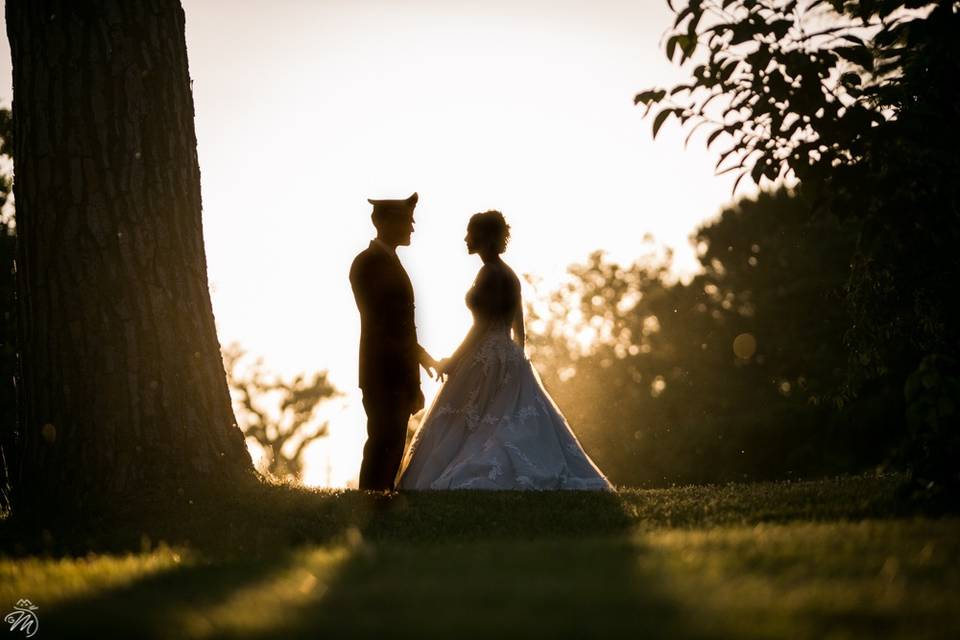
top-left (397, 323), bottom-right (615, 492)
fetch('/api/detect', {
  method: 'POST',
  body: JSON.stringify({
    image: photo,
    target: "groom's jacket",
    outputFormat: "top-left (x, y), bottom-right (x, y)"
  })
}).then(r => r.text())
top-left (349, 240), bottom-right (421, 398)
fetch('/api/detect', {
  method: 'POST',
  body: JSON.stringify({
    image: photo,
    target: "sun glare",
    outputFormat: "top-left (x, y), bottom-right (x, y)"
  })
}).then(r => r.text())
top-left (183, 1), bottom-right (748, 487)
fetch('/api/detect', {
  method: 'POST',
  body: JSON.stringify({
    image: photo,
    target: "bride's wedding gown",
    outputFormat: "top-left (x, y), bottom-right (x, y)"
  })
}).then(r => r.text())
top-left (397, 269), bottom-right (615, 491)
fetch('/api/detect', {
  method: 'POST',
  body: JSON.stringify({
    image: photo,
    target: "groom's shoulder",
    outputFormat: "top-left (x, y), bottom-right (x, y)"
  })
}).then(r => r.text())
top-left (351, 244), bottom-right (373, 263)
top-left (350, 244), bottom-right (386, 278)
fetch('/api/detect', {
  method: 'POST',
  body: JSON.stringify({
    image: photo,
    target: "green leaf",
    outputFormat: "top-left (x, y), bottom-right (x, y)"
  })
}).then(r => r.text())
top-left (633, 89), bottom-right (666, 106)
top-left (706, 127), bottom-right (725, 150)
top-left (652, 109), bottom-right (674, 139)
top-left (679, 34), bottom-right (698, 62)
top-left (666, 35), bottom-right (680, 62)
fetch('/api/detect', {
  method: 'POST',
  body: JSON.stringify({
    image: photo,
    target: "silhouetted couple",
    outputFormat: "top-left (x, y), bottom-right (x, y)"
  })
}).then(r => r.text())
top-left (349, 193), bottom-right (614, 492)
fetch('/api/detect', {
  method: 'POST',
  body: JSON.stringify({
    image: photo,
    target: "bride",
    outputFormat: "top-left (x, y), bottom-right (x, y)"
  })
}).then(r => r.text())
top-left (396, 210), bottom-right (615, 491)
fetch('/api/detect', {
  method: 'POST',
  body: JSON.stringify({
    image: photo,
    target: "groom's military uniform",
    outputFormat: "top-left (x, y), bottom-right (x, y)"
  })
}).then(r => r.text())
top-left (350, 195), bottom-right (423, 490)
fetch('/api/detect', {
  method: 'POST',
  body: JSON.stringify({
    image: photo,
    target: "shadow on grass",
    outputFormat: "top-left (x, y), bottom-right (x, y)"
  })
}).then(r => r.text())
top-left (0, 473), bottom-right (916, 559)
top-left (248, 490), bottom-right (710, 638)
top-left (36, 547), bottom-right (309, 638)
top-left (33, 489), bottom-right (711, 639)
top-left (240, 535), bottom-right (705, 640)
top-left (0, 480), bottom-right (639, 557)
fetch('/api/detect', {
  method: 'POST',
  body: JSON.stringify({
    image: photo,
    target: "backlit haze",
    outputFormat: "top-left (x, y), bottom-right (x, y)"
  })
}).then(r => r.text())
top-left (0, 0), bottom-right (751, 487)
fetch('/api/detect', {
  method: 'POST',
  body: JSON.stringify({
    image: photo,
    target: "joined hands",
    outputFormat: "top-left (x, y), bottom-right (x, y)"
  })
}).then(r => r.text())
top-left (423, 355), bottom-right (454, 382)
top-left (436, 357), bottom-right (454, 381)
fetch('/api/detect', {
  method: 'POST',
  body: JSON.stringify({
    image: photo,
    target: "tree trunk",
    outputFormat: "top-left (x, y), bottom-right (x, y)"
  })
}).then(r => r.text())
top-left (5, 0), bottom-right (257, 520)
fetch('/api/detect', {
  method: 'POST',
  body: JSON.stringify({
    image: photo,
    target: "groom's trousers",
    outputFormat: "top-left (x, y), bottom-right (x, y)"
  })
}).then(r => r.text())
top-left (358, 390), bottom-right (410, 491)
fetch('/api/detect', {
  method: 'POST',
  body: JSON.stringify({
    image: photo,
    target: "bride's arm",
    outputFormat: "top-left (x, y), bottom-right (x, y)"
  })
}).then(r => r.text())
top-left (416, 344), bottom-right (442, 380)
top-left (442, 316), bottom-right (490, 374)
top-left (509, 269), bottom-right (524, 349)
top-left (441, 267), bottom-right (498, 374)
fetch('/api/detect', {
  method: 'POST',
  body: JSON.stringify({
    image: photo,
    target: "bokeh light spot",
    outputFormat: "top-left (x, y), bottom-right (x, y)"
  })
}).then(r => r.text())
top-left (733, 333), bottom-right (757, 359)
top-left (41, 422), bottom-right (56, 443)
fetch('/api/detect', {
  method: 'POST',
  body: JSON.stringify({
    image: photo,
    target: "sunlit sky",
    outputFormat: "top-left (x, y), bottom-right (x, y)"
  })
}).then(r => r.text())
top-left (0, 0), bottom-right (751, 487)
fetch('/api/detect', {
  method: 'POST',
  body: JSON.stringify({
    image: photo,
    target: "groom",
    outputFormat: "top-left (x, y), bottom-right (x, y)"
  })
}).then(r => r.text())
top-left (349, 192), bottom-right (440, 491)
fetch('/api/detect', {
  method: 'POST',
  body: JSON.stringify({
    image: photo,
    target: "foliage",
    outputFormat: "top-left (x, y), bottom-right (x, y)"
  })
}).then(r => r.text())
top-left (222, 343), bottom-right (339, 481)
top-left (902, 354), bottom-right (960, 498)
top-left (637, 0), bottom-right (953, 192)
top-left (527, 188), bottom-right (900, 486)
top-left (637, 0), bottom-right (960, 490)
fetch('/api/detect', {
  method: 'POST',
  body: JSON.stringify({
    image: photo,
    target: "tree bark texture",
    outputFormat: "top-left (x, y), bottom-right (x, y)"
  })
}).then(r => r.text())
top-left (5, 0), bottom-right (256, 519)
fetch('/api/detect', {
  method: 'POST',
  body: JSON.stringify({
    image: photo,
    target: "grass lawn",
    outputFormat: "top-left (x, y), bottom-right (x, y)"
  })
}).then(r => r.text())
top-left (0, 474), bottom-right (957, 639)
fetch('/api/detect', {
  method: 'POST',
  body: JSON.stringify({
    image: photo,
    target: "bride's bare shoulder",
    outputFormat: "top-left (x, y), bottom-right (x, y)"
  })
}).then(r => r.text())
top-left (477, 260), bottom-right (519, 289)
top-left (496, 261), bottom-right (522, 293)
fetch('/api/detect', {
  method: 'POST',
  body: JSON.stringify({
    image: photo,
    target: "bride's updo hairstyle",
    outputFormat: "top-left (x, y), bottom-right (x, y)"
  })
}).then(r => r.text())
top-left (468, 210), bottom-right (511, 254)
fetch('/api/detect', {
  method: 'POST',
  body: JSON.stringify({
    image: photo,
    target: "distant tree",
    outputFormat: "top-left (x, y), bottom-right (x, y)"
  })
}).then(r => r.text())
top-left (222, 343), bottom-right (339, 481)
top-left (527, 189), bottom-right (891, 486)
top-left (5, 1), bottom-right (257, 520)
top-left (636, 0), bottom-right (960, 493)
